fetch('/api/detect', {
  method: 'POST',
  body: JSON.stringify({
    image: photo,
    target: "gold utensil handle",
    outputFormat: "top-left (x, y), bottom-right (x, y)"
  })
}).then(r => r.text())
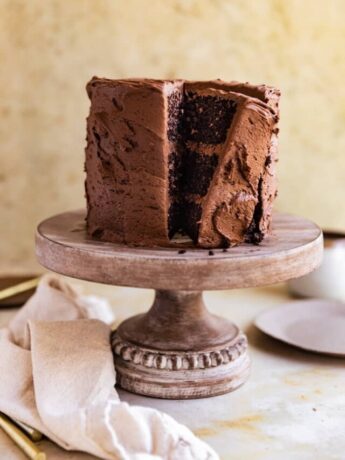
top-left (14, 418), bottom-right (43, 442)
top-left (0, 413), bottom-right (46, 460)
top-left (0, 277), bottom-right (41, 301)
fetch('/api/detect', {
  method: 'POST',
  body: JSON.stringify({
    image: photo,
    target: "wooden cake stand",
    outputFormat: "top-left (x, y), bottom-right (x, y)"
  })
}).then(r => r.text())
top-left (36, 210), bottom-right (322, 399)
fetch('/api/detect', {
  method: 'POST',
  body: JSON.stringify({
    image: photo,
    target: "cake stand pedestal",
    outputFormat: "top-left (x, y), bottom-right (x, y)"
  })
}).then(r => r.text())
top-left (35, 211), bottom-right (322, 399)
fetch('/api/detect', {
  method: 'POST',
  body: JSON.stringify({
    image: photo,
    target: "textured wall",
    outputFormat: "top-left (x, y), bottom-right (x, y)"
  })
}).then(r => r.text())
top-left (0, 0), bottom-right (344, 274)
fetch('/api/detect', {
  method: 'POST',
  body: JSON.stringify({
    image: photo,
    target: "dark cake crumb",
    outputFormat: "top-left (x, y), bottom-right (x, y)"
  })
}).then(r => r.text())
top-left (167, 90), bottom-right (183, 142)
top-left (222, 248), bottom-right (228, 252)
top-left (168, 151), bottom-right (184, 238)
top-left (208, 250), bottom-right (214, 256)
top-left (245, 178), bottom-right (264, 244)
top-left (181, 92), bottom-right (237, 144)
top-left (183, 201), bottom-right (202, 243)
top-left (167, 89), bottom-right (184, 239)
top-left (168, 202), bottom-right (182, 239)
top-left (178, 249), bottom-right (186, 254)
top-left (182, 149), bottom-right (218, 196)
top-left (169, 152), bottom-right (182, 193)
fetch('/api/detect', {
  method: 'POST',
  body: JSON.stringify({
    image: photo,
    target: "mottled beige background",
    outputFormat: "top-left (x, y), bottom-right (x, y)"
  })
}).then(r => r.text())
top-left (0, 0), bottom-right (344, 274)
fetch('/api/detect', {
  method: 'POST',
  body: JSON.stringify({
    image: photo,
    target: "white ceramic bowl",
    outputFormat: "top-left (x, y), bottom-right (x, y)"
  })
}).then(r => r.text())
top-left (288, 231), bottom-right (345, 301)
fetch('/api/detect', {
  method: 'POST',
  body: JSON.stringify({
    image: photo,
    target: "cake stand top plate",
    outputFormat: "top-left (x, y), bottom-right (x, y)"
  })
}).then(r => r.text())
top-left (36, 210), bottom-right (323, 290)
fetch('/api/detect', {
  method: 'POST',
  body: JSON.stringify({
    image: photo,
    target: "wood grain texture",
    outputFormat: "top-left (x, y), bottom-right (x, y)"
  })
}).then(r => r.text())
top-left (114, 347), bottom-right (250, 399)
top-left (117, 290), bottom-right (239, 351)
top-left (111, 289), bottom-right (250, 398)
top-left (35, 210), bottom-right (323, 290)
top-left (35, 210), bottom-right (322, 399)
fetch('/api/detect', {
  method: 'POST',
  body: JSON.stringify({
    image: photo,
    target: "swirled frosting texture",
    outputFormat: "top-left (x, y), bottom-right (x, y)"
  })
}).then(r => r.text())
top-left (85, 78), bottom-right (280, 248)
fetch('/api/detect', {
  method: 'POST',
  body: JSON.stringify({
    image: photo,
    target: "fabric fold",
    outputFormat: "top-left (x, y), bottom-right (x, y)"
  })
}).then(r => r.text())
top-left (0, 275), bottom-right (218, 460)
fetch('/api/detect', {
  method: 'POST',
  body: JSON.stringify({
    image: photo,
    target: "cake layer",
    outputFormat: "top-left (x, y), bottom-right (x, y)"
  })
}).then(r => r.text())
top-left (85, 78), bottom-right (280, 248)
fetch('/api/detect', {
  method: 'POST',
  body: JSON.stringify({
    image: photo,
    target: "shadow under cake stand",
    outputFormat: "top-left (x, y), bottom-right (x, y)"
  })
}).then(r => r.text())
top-left (35, 210), bottom-right (323, 399)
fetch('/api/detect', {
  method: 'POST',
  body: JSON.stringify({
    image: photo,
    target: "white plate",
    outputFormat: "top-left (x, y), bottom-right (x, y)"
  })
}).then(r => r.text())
top-left (254, 299), bottom-right (345, 356)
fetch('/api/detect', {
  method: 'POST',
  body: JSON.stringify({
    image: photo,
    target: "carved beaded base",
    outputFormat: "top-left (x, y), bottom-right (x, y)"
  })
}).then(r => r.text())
top-left (112, 333), bottom-right (248, 371)
top-left (111, 330), bottom-right (250, 399)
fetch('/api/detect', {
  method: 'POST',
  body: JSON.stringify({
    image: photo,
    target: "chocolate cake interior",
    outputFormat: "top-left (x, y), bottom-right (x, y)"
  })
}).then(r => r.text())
top-left (245, 177), bottom-right (264, 244)
top-left (167, 89), bottom-right (184, 238)
top-left (167, 89), bottom-right (238, 242)
top-left (181, 92), bottom-right (237, 145)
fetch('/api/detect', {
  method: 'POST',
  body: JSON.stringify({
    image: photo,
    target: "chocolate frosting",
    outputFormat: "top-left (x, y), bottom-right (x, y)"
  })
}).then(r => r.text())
top-left (85, 78), bottom-right (280, 248)
top-left (85, 78), bottom-right (184, 246)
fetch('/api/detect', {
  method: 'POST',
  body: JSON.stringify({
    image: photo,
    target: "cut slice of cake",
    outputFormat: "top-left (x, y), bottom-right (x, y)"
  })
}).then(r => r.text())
top-left (181, 80), bottom-right (279, 246)
top-left (85, 78), bottom-right (280, 249)
top-left (181, 82), bottom-right (278, 247)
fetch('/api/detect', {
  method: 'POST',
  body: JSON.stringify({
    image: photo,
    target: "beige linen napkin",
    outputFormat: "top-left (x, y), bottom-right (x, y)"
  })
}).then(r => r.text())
top-left (0, 275), bottom-right (217, 460)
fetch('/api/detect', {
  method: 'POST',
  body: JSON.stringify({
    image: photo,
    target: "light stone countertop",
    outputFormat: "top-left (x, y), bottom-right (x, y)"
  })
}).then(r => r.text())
top-left (1, 279), bottom-right (345, 460)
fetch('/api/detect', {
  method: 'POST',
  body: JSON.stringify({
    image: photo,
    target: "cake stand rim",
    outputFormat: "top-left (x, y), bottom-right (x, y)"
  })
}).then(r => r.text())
top-left (35, 209), bottom-right (323, 290)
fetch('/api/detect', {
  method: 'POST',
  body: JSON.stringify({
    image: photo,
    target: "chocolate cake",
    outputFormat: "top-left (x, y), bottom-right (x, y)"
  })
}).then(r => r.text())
top-left (85, 78), bottom-right (280, 248)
